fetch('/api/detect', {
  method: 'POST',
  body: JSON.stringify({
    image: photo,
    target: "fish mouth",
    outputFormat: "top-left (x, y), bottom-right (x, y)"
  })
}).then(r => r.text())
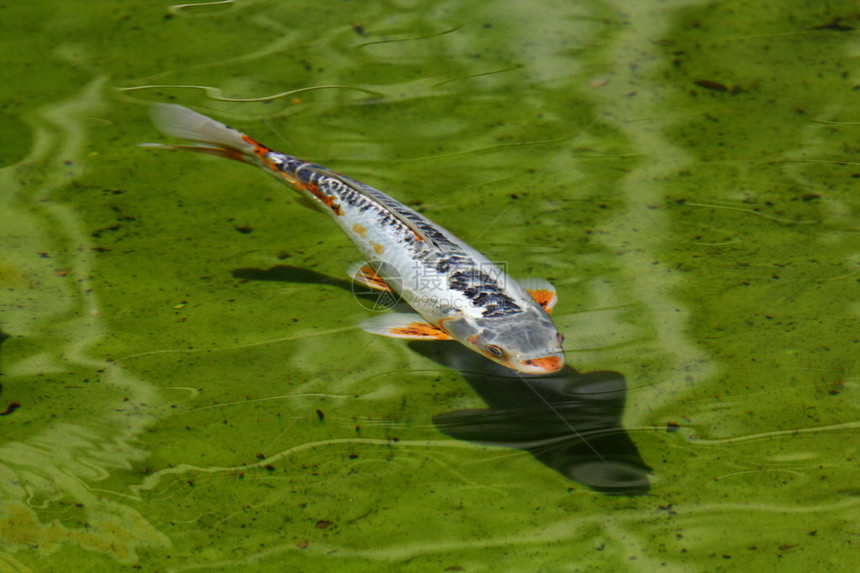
top-left (515, 353), bottom-right (565, 374)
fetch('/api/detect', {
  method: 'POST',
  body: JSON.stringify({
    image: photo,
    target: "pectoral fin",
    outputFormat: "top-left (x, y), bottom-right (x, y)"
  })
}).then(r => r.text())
top-left (519, 278), bottom-right (558, 314)
top-left (360, 313), bottom-right (452, 340)
top-left (347, 262), bottom-right (393, 292)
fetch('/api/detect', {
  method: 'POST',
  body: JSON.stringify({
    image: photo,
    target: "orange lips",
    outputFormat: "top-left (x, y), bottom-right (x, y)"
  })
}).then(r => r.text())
top-left (520, 355), bottom-right (564, 373)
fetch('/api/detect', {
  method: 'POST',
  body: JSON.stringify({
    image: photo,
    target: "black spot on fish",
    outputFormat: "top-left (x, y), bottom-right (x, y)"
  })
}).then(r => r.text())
top-left (295, 166), bottom-right (313, 184)
top-left (483, 298), bottom-right (520, 317)
top-left (472, 291), bottom-right (502, 306)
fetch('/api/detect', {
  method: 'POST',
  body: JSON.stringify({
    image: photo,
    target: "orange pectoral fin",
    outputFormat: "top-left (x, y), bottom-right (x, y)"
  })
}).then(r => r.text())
top-left (360, 313), bottom-right (453, 340)
top-left (347, 262), bottom-right (393, 292)
top-left (528, 288), bottom-right (558, 314)
top-left (389, 322), bottom-right (452, 340)
top-left (519, 278), bottom-right (559, 314)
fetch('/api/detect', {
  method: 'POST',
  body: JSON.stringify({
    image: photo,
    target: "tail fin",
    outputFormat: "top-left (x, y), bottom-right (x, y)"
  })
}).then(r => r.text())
top-left (144, 104), bottom-right (261, 164)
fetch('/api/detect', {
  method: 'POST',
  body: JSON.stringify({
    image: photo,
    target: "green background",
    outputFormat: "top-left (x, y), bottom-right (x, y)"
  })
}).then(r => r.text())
top-left (1, 0), bottom-right (858, 571)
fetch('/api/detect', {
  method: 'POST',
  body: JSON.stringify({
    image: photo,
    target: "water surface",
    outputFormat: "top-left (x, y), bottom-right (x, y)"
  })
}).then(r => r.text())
top-left (1, 0), bottom-right (858, 571)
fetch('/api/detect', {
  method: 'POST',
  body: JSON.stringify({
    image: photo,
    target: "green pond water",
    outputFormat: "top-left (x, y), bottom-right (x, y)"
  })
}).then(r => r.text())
top-left (1, 0), bottom-right (858, 571)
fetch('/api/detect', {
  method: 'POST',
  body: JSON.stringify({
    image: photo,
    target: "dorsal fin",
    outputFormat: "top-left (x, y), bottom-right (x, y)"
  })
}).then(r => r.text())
top-left (314, 168), bottom-right (443, 250)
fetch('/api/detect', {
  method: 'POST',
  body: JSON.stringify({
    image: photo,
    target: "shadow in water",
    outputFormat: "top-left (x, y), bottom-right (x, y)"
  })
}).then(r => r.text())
top-left (233, 265), bottom-right (355, 292)
top-left (410, 341), bottom-right (652, 496)
top-left (229, 267), bottom-right (650, 494)
top-left (232, 264), bottom-right (406, 310)
top-left (0, 328), bottom-right (21, 416)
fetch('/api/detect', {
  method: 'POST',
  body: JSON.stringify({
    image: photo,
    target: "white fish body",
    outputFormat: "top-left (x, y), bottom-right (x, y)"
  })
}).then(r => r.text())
top-left (147, 104), bottom-right (565, 374)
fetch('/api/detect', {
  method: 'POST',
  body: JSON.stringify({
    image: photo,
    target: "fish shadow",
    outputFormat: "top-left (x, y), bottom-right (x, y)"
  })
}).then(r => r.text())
top-left (232, 265), bottom-right (354, 291)
top-left (0, 327), bottom-right (8, 376)
top-left (230, 266), bottom-right (651, 494)
top-left (0, 327), bottom-right (20, 416)
top-left (232, 265), bottom-right (407, 308)
top-left (409, 341), bottom-right (652, 496)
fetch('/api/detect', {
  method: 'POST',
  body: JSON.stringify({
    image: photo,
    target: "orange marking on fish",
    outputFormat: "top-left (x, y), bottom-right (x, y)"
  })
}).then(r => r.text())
top-left (306, 181), bottom-right (344, 216)
top-left (390, 322), bottom-right (451, 340)
top-left (352, 223), bottom-right (368, 237)
top-left (241, 135), bottom-right (271, 161)
top-left (527, 288), bottom-right (556, 314)
top-left (522, 355), bottom-right (563, 372)
top-left (241, 134), bottom-right (286, 173)
top-left (371, 241), bottom-right (385, 255)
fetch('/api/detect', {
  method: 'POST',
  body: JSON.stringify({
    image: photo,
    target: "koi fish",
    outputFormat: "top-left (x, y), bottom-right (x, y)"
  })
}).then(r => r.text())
top-left (146, 104), bottom-right (565, 374)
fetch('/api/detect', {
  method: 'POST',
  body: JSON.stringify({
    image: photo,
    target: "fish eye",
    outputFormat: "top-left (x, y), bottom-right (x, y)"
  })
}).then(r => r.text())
top-left (485, 344), bottom-right (504, 357)
top-left (557, 333), bottom-right (565, 344)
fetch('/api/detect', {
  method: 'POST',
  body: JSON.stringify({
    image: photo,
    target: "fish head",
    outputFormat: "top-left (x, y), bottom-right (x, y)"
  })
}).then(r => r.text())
top-left (443, 309), bottom-right (566, 374)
